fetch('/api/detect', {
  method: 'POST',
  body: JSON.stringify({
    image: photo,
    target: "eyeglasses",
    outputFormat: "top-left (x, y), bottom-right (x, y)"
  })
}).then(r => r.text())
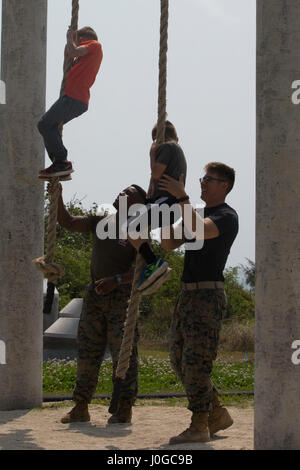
top-left (199, 176), bottom-right (226, 184)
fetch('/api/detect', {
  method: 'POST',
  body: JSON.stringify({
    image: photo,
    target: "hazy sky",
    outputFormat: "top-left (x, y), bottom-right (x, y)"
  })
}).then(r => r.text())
top-left (1, 0), bottom-right (256, 268)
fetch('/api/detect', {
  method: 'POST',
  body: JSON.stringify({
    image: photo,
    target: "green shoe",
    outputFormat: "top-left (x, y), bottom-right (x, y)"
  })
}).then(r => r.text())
top-left (137, 258), bottom-right (168, 291)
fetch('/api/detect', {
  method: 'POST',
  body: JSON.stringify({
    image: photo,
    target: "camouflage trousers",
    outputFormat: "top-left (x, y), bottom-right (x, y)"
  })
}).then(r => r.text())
top-left (73, 283), bottom-right (139, 410)
top-left (170, 288), bottom-right (227, 413)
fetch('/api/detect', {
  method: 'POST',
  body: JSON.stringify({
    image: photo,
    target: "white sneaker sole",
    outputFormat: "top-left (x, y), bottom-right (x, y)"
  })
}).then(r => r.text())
top-left (59, 174), bottom-right (72, 181)
top-left (137, 261), bottom-right (168, 291)
top-left (140, 268), bottom-right (172, 296)
top-left (39, 168), bottom-right (74, 178)
top-left (38, 174), bottom-right (73, 181)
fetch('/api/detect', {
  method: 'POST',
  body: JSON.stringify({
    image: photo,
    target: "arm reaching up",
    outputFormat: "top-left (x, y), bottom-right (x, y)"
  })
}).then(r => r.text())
top-left (65, 27), bottom-right (88, 59)
top-left (47, 183), bottom-right (92, 233)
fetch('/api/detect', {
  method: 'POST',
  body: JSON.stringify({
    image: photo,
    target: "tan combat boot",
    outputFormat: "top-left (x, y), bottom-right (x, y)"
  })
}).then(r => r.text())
top-left (169, 412), bottom-right (210, 445)
top-left (208, 406), bottom-right (233, 436)
top-left (107, 400), bottom-right (132, 424)
top-left (61, 401), bottom-right (90, 424)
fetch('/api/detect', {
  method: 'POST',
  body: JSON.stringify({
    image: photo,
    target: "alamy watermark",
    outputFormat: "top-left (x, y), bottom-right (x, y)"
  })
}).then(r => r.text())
top-left (291, 80), bottom-right (300, 104)
top-left (96, 196), bottom-right (205, 250)
top-left (0, 80), bottom-right (6, 104)
top-left (291, 340), bottom-right (300, 365)
top-left (0, 340), bottom-right (6, 365)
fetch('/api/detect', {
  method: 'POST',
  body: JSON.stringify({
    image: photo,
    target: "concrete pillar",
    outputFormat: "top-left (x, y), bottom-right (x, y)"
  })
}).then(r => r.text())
top-left (255, 0), bottom-right (300, 449)
top-left (0, 1), bottom-right (47, 410)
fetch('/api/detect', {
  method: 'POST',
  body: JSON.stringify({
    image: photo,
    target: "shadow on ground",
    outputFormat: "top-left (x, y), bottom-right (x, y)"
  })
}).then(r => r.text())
top-left (54, 421), bottom-right (132, 440)
top-left (0, 409), bottom-right (43, 450)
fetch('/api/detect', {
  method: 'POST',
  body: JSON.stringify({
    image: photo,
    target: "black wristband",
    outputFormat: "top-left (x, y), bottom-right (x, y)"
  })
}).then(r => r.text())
top-left (176, 195), bottom-right (189, 203)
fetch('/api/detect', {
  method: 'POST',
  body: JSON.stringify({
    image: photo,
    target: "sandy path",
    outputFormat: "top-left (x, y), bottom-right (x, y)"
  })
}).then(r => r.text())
top-left (0, 404), bottom-right (253, 450)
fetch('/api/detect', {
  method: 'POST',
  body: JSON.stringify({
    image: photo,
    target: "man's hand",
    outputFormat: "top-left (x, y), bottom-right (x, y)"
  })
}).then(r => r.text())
top-left (95, 277), bottom-right (117, 295)
top-left (47, 181), bottom-right (62, 197)
top-left (158, 173), bottom-right (186, 199)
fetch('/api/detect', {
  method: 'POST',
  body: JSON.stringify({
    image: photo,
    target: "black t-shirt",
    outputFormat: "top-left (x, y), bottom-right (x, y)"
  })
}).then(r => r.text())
top-left (181, 203), bottom-right (239, 282)
top-left (153, 142), bottom-right (187, 199)
top-left (88, 214), bottom-right (136, 281)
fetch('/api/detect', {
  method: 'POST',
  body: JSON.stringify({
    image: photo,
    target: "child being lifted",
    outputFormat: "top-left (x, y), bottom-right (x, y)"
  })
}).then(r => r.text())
top-left (126, 120), bottom-right (187, 293)
top-left (38, 26), bottom-right (103, 179)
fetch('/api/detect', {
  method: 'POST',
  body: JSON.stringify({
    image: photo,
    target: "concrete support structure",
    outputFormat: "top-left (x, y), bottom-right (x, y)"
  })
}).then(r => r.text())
top-left (255, 0), bottom-right (300, 449)
top-left (0, 1), bottom-right (47, 410)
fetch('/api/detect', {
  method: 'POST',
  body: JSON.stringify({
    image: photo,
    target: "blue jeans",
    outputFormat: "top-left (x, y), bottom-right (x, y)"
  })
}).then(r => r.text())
top-left (37, 95), bottom-right (88, 163)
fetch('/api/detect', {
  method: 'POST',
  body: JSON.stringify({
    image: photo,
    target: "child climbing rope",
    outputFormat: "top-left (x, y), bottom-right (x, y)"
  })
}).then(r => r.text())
top-left (38, 26), bottom-right (103, 179)
top-left (115, 121), bottom-right (187, 381)
top-left (125, 121), bottom-right (187, 293)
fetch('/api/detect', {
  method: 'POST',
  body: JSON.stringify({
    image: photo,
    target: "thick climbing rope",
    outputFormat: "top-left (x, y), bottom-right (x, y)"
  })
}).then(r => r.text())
top-left (32, 0), bottom-right (80, 283)
top-left (60, 0), bottom-right (80, 98)
top-left (116, 0), bottom-right (169, 380)
top-left (33, 178), bottom-right (65, 282)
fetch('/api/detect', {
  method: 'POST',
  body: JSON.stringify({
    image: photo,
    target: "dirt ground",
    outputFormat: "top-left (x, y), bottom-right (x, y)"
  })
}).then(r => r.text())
top-left (0, 403), bottom-right (253, 450)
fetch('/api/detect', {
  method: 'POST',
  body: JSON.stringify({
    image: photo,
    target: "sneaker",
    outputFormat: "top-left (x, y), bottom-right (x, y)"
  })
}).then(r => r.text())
top-left (140, 267), bottom-right (172, 296)
top-left (39, 173), bottom-right (72, 181)
top-left (59, 174), bottom-right (72, 181)
top-left (137, 258), bottom-right (168, 291)
top-left (39, 161), bottom-right (74, 178)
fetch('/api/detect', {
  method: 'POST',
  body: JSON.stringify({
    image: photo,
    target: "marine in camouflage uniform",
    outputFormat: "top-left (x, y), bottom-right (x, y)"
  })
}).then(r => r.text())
top-left (170, 288), bottom-right (227, 414)
top-left (159, 163), bottom-right (239, 444)
top-left (52, 183), bottom-right (147, 424)
top-left (73, 282), bottom-right (139, 410)
top-left (73, 283), bottom-right (138, 412)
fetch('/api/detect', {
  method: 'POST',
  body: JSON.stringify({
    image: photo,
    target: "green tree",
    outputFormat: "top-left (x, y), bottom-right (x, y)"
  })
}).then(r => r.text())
top-left (44, 196), bottom-right (255, 327)
top-left (139, 242), bottom-right (184, 339)
top-left (224, 266), bottom-right (255, 321)
top-left (240, 258), bottom-right (256, 293)
top-left (44, 195), bottom-right (98, 308)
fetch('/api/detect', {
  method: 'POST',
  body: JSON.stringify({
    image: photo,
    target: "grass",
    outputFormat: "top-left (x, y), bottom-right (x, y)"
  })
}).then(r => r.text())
top-left (212, 359), bottom-right (254, 391)
top-left (43, 349), bottom-right (254, 404)
top-left (139, 320), bottom-right (255, 355)
top-left (219, 320), bottom-right (255, 352)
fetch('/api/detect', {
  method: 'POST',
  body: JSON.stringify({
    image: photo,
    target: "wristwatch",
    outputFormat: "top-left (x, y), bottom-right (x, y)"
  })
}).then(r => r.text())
top-left (115, 274), bottom-right (122, 285)
top-left (176, 195), bottom-right (189, 203)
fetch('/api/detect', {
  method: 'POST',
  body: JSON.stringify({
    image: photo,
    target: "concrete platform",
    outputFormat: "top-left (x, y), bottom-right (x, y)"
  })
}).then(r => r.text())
top-left (44, 317), bottom-right (79, 339)
top-left (43, 298), bottom-right (82, 361)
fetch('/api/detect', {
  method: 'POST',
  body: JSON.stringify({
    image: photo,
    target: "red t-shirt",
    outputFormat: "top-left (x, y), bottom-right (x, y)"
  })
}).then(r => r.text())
top-left (64, 40), bottom-right (103, 105)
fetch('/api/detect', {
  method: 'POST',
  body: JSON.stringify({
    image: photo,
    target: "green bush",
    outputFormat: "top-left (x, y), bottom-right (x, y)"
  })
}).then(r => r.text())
top-left (224, 267), bottom-right (255, 320)
top-left (139, 241), bottom-right (184, 319)
top-left (219, 320), bottom-right (255, 352)
top-left (44, 195), bottom-right (97, 309)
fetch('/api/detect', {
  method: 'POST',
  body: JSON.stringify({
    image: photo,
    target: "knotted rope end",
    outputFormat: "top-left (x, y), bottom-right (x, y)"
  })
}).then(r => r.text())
top-left (32, 256), bottom-right (65, 283)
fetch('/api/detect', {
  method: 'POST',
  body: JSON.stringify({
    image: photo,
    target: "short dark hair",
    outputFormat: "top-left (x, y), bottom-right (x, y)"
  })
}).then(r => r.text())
top-left (130, 184), bottom-right (147, 203)
top-left (205, 162), bottom-right (235, 194)
top-left (77, 27), bottom-right (98, 41)
top-left (152, 120), bottom-right (178, 142)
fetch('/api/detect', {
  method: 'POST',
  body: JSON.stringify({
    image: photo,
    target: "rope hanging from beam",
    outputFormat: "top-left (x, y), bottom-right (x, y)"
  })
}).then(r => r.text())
top-left (33, 0), bottom-right (80, 283)
top-left (116, 0), bottom-right (169, 380)
top-left (60, 0), bottom-right (80, 98)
